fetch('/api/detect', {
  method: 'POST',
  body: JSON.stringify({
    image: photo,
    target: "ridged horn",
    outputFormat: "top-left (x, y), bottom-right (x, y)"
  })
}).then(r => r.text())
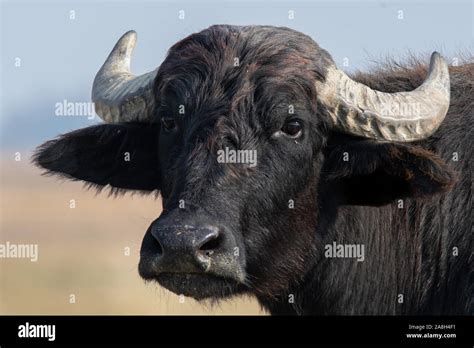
top-left (317, 52), bottom-right (450, 142)
top-left (92, 30), bottom-right (157, 123)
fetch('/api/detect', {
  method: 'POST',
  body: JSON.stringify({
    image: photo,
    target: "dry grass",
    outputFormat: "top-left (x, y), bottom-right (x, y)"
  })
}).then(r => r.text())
top-left (0, 156), bottom-right (264, 315)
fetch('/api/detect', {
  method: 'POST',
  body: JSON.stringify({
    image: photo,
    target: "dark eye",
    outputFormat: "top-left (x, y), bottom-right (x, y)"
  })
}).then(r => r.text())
top-left (161, 117), bottom-right (176, 133)
top-left (281, 119), bottom-right (303, 138)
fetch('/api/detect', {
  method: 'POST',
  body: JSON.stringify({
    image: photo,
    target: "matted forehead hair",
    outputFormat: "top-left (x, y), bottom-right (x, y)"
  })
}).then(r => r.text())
top-left (152, 25), bottom-right (335, 147)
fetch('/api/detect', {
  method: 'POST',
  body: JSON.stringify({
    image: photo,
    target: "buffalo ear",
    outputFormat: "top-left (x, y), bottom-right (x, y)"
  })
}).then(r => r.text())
top-left (33, 122), bottom-right (161, 191)
top-left (322, 134), bottom-right (457, 206)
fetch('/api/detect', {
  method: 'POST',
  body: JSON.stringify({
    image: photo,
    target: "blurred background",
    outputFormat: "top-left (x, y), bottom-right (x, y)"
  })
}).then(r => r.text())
top-left (0, 0), bottom-right (472, 314)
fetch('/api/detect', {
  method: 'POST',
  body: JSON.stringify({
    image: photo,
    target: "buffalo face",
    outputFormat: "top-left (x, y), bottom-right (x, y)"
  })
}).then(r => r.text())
top-left (136, 26), bottom-right (328, 299)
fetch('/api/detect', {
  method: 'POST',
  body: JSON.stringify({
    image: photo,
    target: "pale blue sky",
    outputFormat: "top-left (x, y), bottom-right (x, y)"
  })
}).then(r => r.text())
top-left (1, 0), bottom-right (473, 150)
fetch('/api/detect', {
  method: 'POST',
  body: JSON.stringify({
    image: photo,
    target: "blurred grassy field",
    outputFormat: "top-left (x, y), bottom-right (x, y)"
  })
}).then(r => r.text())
top-left (0, 155), bottom-right (264, 315)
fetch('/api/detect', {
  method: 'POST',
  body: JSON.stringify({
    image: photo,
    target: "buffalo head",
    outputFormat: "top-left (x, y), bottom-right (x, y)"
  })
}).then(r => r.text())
top-left (34, 25), bottom-right (455, 301)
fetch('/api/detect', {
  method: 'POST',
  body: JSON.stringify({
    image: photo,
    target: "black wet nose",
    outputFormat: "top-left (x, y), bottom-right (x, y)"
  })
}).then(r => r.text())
top-left (149, 224), bottom-right (224, 272)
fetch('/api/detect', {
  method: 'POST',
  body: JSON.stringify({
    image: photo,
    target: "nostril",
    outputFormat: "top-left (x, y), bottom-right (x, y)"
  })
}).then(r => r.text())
top-left (199, 232), bottom-right (223, 256)
top-left (151, 235), bottom-right (164, 256)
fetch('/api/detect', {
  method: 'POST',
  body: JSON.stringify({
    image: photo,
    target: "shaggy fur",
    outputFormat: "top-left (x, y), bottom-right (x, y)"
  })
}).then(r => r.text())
top-left (34, 25), bottom-right (473, 315)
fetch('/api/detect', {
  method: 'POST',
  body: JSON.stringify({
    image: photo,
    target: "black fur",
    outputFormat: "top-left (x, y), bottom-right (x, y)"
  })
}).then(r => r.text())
top-left (34, 122), bottom-right (161, 191)
top-left (33, 25), bottom-right (473, 315)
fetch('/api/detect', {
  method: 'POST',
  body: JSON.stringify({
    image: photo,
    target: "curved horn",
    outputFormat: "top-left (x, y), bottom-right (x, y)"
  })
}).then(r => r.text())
top-left (317, 52), bottom-right (450, 142)
top-left (92, 30), bottom-right (157, 123)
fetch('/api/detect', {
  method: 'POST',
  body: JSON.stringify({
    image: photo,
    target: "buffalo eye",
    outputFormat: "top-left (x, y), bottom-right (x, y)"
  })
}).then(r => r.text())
top-left (161, 117), bottom-right (177, 133)
top-left (281, 119), bottom-right (303, 138)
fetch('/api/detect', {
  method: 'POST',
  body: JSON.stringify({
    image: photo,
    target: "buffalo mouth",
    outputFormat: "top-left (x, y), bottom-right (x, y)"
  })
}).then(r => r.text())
top-left (138, 249), bottom-right (247, 299)
top-left (141, 271), bottom-right (243, 300)
top-left (138, 220), bottom-right (247, 300)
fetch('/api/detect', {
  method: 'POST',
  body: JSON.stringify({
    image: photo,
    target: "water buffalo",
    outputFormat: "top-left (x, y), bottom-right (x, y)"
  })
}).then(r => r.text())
top-left (34, 25), bottom-right (473, 315)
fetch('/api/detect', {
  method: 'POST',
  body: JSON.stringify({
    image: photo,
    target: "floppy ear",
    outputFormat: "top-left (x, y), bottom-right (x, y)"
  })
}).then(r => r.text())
top-left (33, 122), bottom-right (161, 191)
top-left (321, 134), bottom-right (457, 206)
